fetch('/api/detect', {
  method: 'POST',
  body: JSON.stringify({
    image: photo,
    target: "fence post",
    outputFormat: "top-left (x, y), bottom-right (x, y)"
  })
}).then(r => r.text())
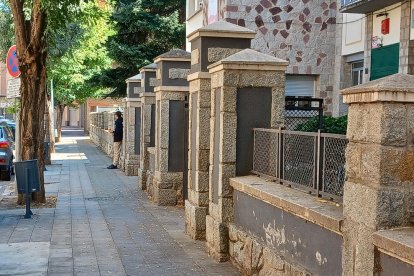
top-left (341, 74), bottom-right (414, 275)
top-left (206, 49), bottom-right (288, 261)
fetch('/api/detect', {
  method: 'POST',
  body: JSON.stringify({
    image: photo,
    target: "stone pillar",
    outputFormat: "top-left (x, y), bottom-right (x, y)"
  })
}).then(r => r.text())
top-left (206, 49), bottom-right (288, 261)
top-left (120, 74), bottom-right (142, 175)
top-left (185, 21), bottom-right (255, 241)
top-left (153, 49), bottom-right (191, 206)
top-left (342, 74), bottom-right (414, 276)
top-left (137, 63), bottom-right (157, 190)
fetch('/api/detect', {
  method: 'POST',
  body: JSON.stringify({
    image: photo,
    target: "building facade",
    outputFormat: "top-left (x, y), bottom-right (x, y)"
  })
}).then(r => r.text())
top-left (186, 0), bottom-right (339, 115)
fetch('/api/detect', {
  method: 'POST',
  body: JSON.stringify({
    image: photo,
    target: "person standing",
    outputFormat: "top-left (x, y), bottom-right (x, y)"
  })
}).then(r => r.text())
top-left (107, 111), bottom-right (123, 169)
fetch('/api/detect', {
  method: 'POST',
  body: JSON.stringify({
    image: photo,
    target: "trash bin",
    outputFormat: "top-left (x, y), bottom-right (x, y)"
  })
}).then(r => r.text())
top-left (15, 159), bottom-right (40, 219)
top-left (14, 159), bottom-right (40, 194)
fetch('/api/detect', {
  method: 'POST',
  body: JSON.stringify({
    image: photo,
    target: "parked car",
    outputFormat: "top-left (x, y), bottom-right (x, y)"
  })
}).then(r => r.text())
top-left (0, 122), bottom-right (14, 181)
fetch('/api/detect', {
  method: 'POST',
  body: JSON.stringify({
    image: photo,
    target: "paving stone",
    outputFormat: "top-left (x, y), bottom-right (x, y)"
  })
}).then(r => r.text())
top-left (0, 128), bottom-right (239, 276)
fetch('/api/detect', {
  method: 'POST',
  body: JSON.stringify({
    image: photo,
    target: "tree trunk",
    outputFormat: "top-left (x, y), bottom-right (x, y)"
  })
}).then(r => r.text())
top-left (10, 0), bottom-right (47, 203)
top-left (56, 104), bottom-right (65, 143)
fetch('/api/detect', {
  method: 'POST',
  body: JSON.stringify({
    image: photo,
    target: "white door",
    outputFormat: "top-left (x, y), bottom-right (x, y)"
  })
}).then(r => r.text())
top-left (69, 109), bottom-right (78, 126)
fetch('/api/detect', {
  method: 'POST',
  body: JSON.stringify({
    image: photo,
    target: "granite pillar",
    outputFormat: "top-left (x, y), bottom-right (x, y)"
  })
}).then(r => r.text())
top-left (185, 21), bottom-right (256, 241)
top-left (206, 49), bottom-right (288, 261)
top-left (153, 49), bottom-right (191, 206)
top-left (137, 63), bottom-right (157, 191)
top-left (341, 73), bottom-right (414, 276)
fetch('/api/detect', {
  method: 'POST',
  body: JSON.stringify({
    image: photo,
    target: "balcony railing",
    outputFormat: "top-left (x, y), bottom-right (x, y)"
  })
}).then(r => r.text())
top-left (341, 0), bottom-right (361, 7)
top-left (252, 128), bottom-right (348, 201)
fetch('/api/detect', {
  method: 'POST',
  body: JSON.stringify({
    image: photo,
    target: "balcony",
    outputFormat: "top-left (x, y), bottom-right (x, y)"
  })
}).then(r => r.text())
top-left (340, 0), bottom-right (401, 14)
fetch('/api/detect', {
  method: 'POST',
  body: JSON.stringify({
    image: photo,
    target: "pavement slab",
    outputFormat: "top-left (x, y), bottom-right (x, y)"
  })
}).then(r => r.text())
top-left (0, 127), bottom-right (239, 276)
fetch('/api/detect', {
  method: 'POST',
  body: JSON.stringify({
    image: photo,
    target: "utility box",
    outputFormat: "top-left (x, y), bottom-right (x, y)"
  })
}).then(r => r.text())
top-left (15, 159), bottom-right (40, 193)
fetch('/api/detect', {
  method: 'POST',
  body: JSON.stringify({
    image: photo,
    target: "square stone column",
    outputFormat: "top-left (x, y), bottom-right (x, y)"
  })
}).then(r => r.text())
top-left (120, 74), bottom-right (142, 176)
top-left (137, 63), bottom-right (157, 190)
top-left (185, 21), bottom-right (256, 241)
top-left (153, 49), bottom-right (191, 206)
top-left (341, 74), bottom-right (414, 276)
top-left (206, 49), bottom-right (288, 261)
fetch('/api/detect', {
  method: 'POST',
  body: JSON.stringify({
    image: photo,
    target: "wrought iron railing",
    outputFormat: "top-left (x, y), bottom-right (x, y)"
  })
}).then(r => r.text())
top-left (341, 0), bottom-right (361, 8)
top-left (285, 96), bottom-right (324, 131)
top-left (252, 128), bottom-right (347, 201)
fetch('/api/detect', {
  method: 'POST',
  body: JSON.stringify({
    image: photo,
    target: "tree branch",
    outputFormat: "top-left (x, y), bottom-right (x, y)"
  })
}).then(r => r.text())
top-left (8, 0), bottom-right (28, 51)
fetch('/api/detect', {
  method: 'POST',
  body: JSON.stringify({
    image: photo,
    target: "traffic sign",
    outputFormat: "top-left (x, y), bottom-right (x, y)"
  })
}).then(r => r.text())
top-left (7, 45), bottom-right (21, 78)
top-left (7, 78), bottom-right (21, 98)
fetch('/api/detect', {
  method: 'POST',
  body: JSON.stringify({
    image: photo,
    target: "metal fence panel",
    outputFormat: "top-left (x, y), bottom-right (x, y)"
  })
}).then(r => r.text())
top-left (283, 132), bottom-right (317, 191)
top-left (321, 135), bottom-right (348, 198)
top-left (252, 128), bottom-right (347, 201)
top-left (252, 129), bottom-right (278, 179)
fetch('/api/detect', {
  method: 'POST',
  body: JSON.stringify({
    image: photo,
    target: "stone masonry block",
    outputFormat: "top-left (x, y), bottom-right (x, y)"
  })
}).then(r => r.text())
top-left (342, 220), bottom-right (376, 276)
top-left (221, 86), bottom-right (237, 113)
top-left (219, 164), bottom-right (236, 198)
top-left (158, 148), bottom-right (169, 172)
top-left (154, 185), bottom-right (177, 206)
top-left (237, 71), bottom-right (280, 87)
top-left (219, 197), bottom-right (234, 223)
top-left (209, 117), bottom-right (216, 165)
top-left (220, 113), bottom-right (237, 163)
top-left (223, 71), bottom-right (240, 87)
top-left (197, 108), bottom-right (211, 150)
top-left (208, 47), bottom-right (240, 63)
top-left (191, 49), bottom-right (199, 65)
top-left (195, 171), bottom-right (209, 192)
top-left (348, 142), bottom-right (414, 187)
top-left (198, 90), bottom-right (211, 111)
top-left (344, 181), bottom-right (410, 229)
top-left (348, 103), bottom-right (409, 146)
top-left (271, 86), bottom-right (285, 128)
top-left (196, 149), bottom-right (209, 172)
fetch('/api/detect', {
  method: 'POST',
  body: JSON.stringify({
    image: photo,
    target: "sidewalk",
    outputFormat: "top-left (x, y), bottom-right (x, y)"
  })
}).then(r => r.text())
top-left (0, 127), bottom-right (239, 276)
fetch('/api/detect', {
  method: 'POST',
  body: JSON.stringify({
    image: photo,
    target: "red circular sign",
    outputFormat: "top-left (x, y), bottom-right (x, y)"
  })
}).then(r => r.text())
top-left (7, 45), bottom-right (20, 78)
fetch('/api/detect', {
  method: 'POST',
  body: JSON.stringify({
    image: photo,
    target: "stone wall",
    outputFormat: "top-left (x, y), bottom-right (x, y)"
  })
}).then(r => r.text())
top-left (218, 0), bottom-right (338, 115)
top-left (89, 112), bottom-right (115, 157)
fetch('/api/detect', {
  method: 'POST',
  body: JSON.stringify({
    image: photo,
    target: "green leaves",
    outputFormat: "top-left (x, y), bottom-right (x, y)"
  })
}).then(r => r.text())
top-left (90, 0), bottom-right (185, 97)
top-left (49, 1), bottom-right (113, 106)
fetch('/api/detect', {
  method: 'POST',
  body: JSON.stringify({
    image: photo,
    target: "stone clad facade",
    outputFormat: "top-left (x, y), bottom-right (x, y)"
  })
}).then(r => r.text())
top-left (195, 0), bottom-right (338, 115)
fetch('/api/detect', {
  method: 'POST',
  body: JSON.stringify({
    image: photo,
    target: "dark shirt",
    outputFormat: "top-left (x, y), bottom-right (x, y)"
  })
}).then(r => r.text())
top-left (113, 117), bottom-right (123, 142)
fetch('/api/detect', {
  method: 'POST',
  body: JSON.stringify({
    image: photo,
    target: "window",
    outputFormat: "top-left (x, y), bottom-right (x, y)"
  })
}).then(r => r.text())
top-left (285, 75), bottom-right (316, 108)
top-left (351, 61), bottom-right (364, 86)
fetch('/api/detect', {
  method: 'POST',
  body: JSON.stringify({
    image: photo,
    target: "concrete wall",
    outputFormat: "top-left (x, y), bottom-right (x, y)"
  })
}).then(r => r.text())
top-left (372, 3), bottom-right (401, 47)
top-left (342, 13), bottom-right (365, 56)
top-left (232, 191), bottom-right (342, 275)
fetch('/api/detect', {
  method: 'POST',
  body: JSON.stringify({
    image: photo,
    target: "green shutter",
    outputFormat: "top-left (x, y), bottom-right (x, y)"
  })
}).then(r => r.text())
top-left (370, 43), bottom-right (399, 81)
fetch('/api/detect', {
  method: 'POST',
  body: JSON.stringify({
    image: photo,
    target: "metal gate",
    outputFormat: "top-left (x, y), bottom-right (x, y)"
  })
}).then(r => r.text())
top-left (285, 96), bottom-right (324, 131)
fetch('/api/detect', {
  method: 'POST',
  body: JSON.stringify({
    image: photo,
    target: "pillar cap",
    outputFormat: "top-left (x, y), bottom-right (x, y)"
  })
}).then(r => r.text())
top-left (187, 21), bottom-right (256, 42)
top-left (139, 63), bottom-right (157, 73)
top-left (154, 49), bottom-right (191, 63)
top-left (207, 49), bottom-right (289, 73)
top-left (125, 74), bottom-right (142, 83)
top-left (342, 73), bottom-right (414, 104)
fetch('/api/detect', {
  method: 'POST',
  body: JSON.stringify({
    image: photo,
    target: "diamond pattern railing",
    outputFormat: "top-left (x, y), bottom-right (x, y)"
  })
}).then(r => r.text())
top-left (285, 96), bottom-right (324, 131)
top-left (341, 0), bottom-right (361, 7)
top-left (252, 128), bottom-right (347, 201)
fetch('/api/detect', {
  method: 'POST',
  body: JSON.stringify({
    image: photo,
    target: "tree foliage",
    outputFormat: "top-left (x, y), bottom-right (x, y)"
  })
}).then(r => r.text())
top-left (90, 0), bottom-right (185, 96)
top-left (49, 1), bottom-right (113, 106)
